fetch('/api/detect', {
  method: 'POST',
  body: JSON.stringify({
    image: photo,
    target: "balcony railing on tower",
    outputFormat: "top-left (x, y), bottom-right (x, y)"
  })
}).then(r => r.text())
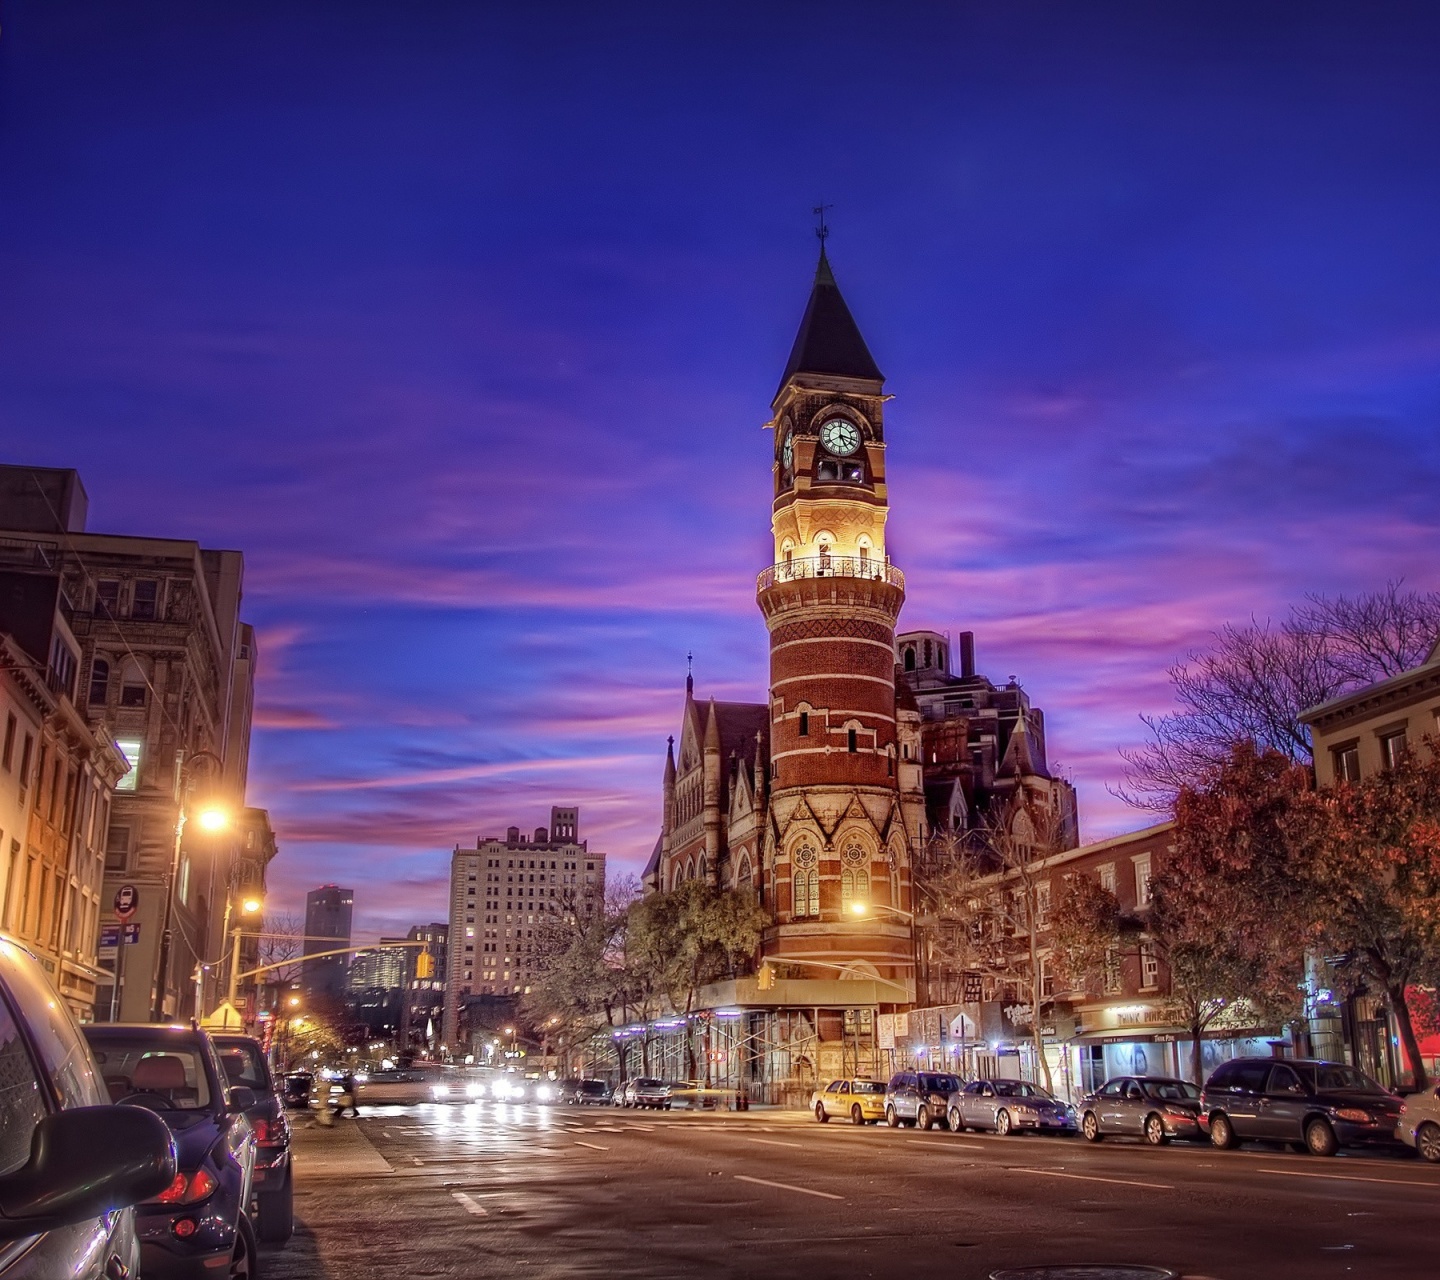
top-left (756, 554), bottom-right (905, 592)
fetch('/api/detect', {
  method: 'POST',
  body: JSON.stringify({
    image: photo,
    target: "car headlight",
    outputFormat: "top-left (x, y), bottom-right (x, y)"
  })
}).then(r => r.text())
top-left (432, 1084), bottom-right (451, 1098)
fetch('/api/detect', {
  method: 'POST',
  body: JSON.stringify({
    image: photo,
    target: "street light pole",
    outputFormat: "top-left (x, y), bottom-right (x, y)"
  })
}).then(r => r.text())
top-left (151, 748), bottom-right (226, 1022)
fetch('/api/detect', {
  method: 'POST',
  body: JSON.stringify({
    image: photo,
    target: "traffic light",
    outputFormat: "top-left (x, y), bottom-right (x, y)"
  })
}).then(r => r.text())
top-left (415, 951), bottom-right (434, 980)
top-left (756, 962), bottom-right (774, 990)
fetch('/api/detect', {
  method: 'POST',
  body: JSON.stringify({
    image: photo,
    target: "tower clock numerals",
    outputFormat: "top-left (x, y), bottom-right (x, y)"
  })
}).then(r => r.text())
top-left (819, 418), bottom-right (862, 457)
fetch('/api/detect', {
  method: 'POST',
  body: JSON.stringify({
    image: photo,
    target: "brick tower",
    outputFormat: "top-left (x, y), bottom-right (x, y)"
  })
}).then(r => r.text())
top-left (756, 247), bottom-right (922, 995)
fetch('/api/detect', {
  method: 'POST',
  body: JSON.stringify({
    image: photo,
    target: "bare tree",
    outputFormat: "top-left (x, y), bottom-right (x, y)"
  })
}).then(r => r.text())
top-left (921, 796), bottom-right (1069, 1093)
top-left (256, 911), bottom-right (306, 988)
top-left (1120, 582), bottom-right (1440, 810)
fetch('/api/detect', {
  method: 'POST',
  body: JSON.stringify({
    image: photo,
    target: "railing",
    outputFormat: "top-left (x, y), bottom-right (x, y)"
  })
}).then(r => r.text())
top-left (756, 555), bottom-right (905, 592)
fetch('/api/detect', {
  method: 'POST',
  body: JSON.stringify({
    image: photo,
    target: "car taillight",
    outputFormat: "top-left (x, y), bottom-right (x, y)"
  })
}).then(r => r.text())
top-left (154, 1169), bottom-right (218, 1205)
top-left (1334, 1108), bottom-right (1372, 1123)
top-left (252, 1119), bottom-right (271, 1143)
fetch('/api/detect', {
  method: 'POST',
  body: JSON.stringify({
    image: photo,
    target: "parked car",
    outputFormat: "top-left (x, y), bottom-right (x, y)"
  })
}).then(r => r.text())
top-left (575, 1079), bottom-right (614, 1105)
top-left (213, 1033), bottom-right (294, 1242)
top-left (1200, 1057), bottom-right (1404, 1156)
top-left (615, 1079), bottom-right (639, 1107)
top-left (949, 1078), bottom-right (1077, 1136)
top-left (280, 1070), bottom-right (314, 1109)
top-left (0, 934), bottom-right (175, 1280)
top-left (632, 1078), bottom-right (673, 1109)
top-left (1078, 1076), bottom-right (1202, 1145)
top-left (1397, 1084), bottom-right (1440, 1162)
top-left (811, 1078), bottom-right (887, 1125)
top-left (84, 1023), bottom-right (259, 1278)
top-left (885, 1070), bottom-right (962, 1129)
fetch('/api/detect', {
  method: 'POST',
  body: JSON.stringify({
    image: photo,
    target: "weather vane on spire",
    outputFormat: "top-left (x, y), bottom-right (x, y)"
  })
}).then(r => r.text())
top-left (813, 203), bottom-right (832, 246)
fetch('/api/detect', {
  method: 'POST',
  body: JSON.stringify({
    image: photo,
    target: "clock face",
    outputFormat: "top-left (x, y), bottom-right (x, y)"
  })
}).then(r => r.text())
top-left (781, 432), bottom-right (793, 469)
top-left (819, 418), bottom-right (862, 457)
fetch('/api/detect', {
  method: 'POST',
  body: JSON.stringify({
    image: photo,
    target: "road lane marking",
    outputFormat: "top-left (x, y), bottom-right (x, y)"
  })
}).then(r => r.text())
top-left (734, 1174), bottom-right (843, 1200)
top-left (411, 1156), bottom-right (425, 1166)
top-left (1011, 1167), bottom-right (1173, 1191)
top-left (381, 1129), bottom-right (393, 1139)
top-left (575, 1141), bottom-right (610, 1151)
top-left (907, 1138), bottom-right (989, 1151)
top-left (451, 1191), bottom-right (488, 1217)
top-left (1254, 1166), bottom-right (1440, 1190)
top-left (747, 1137), bottom-right (804, 1149)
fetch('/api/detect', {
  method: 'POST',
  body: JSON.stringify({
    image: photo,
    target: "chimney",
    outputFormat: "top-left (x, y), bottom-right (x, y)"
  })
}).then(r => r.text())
top-left (960, 631), bottom-right (976, 679)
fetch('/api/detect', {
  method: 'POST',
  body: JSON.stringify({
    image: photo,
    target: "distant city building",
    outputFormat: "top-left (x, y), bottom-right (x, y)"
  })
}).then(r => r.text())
top-left (347, 941), bottom-right (408, 993)
top-left (303, 885), bottom-right (353, 1001)
top-left (0, 569), bottom-right (129, 1019)
top-left (0, 464), bottom-right (260, 1023)
top-left (442, 807), bottom-right (605, 1051)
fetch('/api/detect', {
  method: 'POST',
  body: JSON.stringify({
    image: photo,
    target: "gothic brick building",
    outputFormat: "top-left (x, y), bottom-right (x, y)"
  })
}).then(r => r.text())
top-left (641, 249), bottom-right (1074, 1100)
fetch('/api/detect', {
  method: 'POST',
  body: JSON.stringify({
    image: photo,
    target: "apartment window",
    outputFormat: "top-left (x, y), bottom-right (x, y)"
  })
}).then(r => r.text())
top-left (1103, 947), bottom-right (1122, 994)
top-left (1379, 729), bottom-right (1408, 771)
top-left (1332, 743), bottom-right (1361, 784)
top-left (1098, 863), bottom-right (1116, 895)
top-left (95, 580), bottom-right (120, 616)
top-left (1036, 882), bottom-right (1051, 928)
top-left (17, 735), bottom-right (33, 803)
top-left (1140, 943), bottom-right (1159, 989)
top-left (1, 714), bottom-right (14, 770)
top-left (1133, 855), bottom-right (1153, 907)
top-left (798, 712), bottom-right (808, 737)
top-left (130, 579), bottom-right (158, 620)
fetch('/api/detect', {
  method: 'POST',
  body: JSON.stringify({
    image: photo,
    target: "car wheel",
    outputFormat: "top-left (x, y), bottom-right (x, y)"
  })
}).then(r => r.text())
top-left (1081, 1111), bottom-right (1102, 1142)
top-left (257, 1166), bottom-right (295, 1243)
top-left (995, 1109), bottom-right (1012, 1137)
top-left (1143, 1114), bottom-right (1167, 1147)
top-left (1305, 1118), bottom-right (1338, 1158)
top-left (1209, 1112), bottom-right (1238, 1150)
top-left (916, 1105), bottom-right (932, 1132)
top-left (886, 1105), bottom-right (900, 1128)
top-left (851, 1104), bottom-right (865, 1126)
top-left (230, 1213), bottom-right (259, 1280)
top-left (1416, 1122), bottom-right (1440, 1163)
top-left (948, 1107), bottom-right (963, 1133)
top-left (815, 1101), bottom-right (829, 1123)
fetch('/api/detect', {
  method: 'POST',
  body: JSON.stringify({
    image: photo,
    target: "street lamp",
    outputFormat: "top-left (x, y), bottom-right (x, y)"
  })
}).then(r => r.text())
top-left (152, 749), bottom-right (228, 1021)
top-left (849, 900), bottom-right (916, 922)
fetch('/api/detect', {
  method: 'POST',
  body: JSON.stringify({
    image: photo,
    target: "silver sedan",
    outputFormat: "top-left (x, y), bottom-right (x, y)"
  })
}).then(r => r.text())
top-left (947, 1078), bottom-right (1077, 1136)
top-left (1079, 1076), bottom-right (1203, 1145)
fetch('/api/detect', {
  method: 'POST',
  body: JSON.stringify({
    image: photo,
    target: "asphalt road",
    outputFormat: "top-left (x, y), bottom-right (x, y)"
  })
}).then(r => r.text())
top-left (261, 1102), bottom-right (1439, 1279)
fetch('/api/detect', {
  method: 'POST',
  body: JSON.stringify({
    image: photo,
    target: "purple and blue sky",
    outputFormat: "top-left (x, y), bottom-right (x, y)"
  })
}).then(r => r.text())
top-left (2, 2), bottom-right (1438, 940)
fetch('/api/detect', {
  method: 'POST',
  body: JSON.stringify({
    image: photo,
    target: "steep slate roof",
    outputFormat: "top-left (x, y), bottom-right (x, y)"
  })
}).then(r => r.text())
top-left (712, 701), bottom-right (769, 766)
top-left (775, 250), bottom-right (884, 400)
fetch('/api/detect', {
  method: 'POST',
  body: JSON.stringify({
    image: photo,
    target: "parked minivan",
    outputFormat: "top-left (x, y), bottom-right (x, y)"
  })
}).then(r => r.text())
top-left (885, 1070), bottom-right (962, 1130)
top-left (1200, 1057), bottom-right (1403, 1156)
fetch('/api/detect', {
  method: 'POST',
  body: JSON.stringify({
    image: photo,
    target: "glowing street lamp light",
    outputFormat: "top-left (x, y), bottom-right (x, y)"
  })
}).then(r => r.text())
top-left (849, 900), bottom-right (916, 922)
top-left (195, 804), bottom-right (230, 833)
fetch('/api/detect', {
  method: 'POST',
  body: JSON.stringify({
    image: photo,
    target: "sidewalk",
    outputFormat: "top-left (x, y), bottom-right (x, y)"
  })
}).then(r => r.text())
top-left (290, 1115), bottom-right (392, 1178)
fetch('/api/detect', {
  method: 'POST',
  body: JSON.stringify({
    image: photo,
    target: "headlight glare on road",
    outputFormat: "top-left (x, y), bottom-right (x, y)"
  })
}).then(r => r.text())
top-left (536, 1085), bottom-right (554, 1101)
top-left (432, 1084), bottom-right (451, 1099)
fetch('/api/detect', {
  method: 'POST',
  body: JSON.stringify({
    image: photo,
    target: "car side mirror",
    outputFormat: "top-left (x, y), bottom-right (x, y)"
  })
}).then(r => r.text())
top-left (0, 1105), bottom-right (176, 1238)
top-left (227, 1086), bottom-right (257, 1113)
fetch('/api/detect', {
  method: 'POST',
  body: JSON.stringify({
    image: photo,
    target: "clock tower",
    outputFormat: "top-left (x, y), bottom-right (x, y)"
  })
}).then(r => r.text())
top-left (757, 247), bottom-right (922, 996)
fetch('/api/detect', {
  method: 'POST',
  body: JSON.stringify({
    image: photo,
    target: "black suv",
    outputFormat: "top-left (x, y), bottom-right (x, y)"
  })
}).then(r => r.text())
top-left (1200, 1057), bottom-right (1403, 1156)
top-left (885, 1070), bottom-right (962, 1130)
top-left (214, 1033), bottom-right (294, 1242)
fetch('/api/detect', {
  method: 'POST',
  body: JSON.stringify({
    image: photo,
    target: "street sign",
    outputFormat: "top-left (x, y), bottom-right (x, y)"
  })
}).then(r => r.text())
top-left (122, 923), bottom-right (140, 944)
top-left (114, 884), bottom-right (139, 921)
top-left (99, 925), bottom-right (120, 949)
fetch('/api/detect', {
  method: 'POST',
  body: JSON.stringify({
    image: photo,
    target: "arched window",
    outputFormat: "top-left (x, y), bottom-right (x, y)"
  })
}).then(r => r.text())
top-left (840, 844), bottom-right (869, 911)
top-left (737, 854), bottom-right (753, 890)
top-left (904, 647), bottom-right (916, 672)
top-left (792, 843), bottom-right (819, 918)
top-left (88, 658), bottom-right (110, 705)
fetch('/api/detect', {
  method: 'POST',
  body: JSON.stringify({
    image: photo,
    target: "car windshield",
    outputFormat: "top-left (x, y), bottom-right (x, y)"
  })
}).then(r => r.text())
top-left (853, 1081), bottom-right (887, 1094)
top-left (216, 1041), bottom-right (270, 1092)
top-left (1301, 1064), bottom-right (1387, 1093)
top-left (993, 1080), bottom-right (1053, 1100)
top-left (88, 1037), bottom-right (212, 1110)
top-left (1145, 1080), bottom-right (1200, 1101)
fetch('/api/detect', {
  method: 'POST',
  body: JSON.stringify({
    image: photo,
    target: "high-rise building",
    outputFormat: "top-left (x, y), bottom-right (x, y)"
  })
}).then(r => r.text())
top-left (0, 465), bottom-right (260, 1023)
top-left (303, 885), bottom-right (353, 1001)
top-left (442, 808), bottom-right (605, 1051)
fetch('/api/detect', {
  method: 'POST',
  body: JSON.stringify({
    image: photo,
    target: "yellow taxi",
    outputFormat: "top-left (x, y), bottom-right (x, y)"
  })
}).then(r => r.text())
top-left (811, 1078), bottom-right (888, 1125)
